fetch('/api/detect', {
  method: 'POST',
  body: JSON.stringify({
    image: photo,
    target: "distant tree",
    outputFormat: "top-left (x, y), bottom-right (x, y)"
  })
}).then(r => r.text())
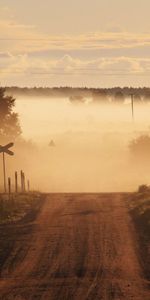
top-left (113, 90), bottom-right (125, 103)
top-left (143, 90), bottom-right (150, 103)
top-left (133, 94), bottom-right (142, 103)
top-left (69, 95), bottom-right (85, 104)
top-left (129, 135), bottom-right (150, 159)
top-left (0, 87), bottom-right (21, 140)
top-left (138, 184), bottom-right (149, 193)
top-left (92, 89), bottom-right (108, 104)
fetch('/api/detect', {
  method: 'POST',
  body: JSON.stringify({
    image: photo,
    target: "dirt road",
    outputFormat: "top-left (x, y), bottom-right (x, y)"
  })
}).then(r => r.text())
top-left (0, 194), bottom-right (149, 300)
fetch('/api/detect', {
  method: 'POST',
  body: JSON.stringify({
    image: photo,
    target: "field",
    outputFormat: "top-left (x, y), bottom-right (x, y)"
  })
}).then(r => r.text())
top-left (0, 193), bottom-right (149, 300)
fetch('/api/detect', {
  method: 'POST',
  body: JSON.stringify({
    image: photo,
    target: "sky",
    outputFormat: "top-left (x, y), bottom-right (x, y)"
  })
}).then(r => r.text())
top-left (0, 0), bottom-right (150, 87)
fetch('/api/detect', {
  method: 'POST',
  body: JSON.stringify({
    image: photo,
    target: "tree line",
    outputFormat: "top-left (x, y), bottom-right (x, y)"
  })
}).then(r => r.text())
top-left (5, 86), bottom-right (150, 104)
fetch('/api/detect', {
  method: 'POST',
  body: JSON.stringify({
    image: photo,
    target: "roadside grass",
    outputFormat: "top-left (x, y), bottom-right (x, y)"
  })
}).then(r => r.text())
top-left (0, 193), bottom-right (44, 224)
top-left (0, 193), bottom-right (45, 272)
top-left (127, 191), bottom-right (150, 280)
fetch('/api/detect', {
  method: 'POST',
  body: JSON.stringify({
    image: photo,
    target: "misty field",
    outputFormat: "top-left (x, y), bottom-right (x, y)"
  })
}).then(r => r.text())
top-left (2, 90), bottom-right (150, 193)
top-left (1, 87), bottom-right (150, 193)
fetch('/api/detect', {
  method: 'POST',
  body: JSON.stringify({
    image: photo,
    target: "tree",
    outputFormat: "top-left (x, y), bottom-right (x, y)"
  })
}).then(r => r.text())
top-left (92, 89), bottom-right (108, 104)
top-left (0, 87), bottom-right (21, 140)
top-left (113, 90), bottom-right (125, 103)
top-left (138, 184), bottom-right (149, 193)
top-left (129, 135), bottom-right (150, 163)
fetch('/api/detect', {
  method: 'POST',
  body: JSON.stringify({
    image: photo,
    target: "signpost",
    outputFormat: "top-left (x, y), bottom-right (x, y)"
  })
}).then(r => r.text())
top-left (0, 143), bottom-right (14, 193)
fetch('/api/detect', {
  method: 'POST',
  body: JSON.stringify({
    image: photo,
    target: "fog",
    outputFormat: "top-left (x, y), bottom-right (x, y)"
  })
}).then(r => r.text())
top-left (2, 97), bottom-right (150, 193)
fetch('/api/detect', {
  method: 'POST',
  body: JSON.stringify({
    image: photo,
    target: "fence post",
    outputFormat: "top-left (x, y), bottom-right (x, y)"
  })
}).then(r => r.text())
top-left (8, 177), bottom-right (11, 199)
top-left (23, 173), bottom-right (26, 192)
top-left (15, 171), bottom-right (18, 193)
top-left (27, 180), bottom-right (30, 192)
top-left (21, 170), bottom-right (23, 193)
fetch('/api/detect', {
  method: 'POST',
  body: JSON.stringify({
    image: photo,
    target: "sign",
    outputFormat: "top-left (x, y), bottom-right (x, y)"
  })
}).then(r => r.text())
top-left (0, 142), bottom-right (14, 193)
top-left (0, 142), bottom-right (14, 156)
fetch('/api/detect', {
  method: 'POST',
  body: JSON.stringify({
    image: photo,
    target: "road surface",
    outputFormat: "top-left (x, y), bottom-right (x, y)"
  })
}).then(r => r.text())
top-left (0, 193), bottom-right (149, 299)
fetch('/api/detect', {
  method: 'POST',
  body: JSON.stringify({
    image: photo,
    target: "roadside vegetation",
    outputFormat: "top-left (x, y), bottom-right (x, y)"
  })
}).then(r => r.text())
top-left (0, 193), bottom-right (45, 273)
top-left (127, 188), bottom-right (150, 280)
top-left (0, 193), bottom-right (44, 224)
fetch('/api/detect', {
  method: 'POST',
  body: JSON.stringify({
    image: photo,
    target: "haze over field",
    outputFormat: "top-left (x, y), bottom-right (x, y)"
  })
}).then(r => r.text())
top-left (1, 0), bottom-right (150, 192)
top-left (0, 95), bottom-right (147, 193)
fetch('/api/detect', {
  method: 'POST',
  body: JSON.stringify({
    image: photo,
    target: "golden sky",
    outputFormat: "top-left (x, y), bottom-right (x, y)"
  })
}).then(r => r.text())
top-left (0, 0), bottom-right (150, 87)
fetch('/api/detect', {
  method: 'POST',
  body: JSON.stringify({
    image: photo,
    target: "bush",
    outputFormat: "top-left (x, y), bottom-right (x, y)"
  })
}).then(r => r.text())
top-left (138, 184), bottom-right (149, 193)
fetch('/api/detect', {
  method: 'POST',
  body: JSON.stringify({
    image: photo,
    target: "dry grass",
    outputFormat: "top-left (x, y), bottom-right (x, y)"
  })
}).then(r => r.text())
top-left (127, 191), bottom-right (150, 280)
top-left (0, 193), bottom-right (44, 224)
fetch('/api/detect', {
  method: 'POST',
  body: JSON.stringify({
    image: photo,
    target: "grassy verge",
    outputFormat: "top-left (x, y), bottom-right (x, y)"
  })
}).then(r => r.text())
top-left (127, 192), bottom-right (150, 280)
top-left (0, 193), bottom-right (45, 273)
top-left (0, 193), bottom-right (44, 224)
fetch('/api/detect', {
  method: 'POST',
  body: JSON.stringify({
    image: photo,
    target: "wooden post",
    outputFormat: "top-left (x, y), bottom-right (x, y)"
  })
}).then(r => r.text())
top-left (20, 170), bottom-right (23, 193)
top-left (3, 152), bottom-right (6, 193)
top-left (8, 177), bottom-right (11, 197)
top-left (15, 171), bottom-right (18, 193)
top-left (23, 172), bottom-right (26, 192)
top-left (21, 171), bottom-right (26, 192)
top-left (27, 180), bottom-right (30, 192)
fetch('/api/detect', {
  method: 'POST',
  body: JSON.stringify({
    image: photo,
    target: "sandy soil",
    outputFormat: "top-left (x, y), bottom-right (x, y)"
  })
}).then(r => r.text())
top-left (0, 193), bottom-right (149, 300)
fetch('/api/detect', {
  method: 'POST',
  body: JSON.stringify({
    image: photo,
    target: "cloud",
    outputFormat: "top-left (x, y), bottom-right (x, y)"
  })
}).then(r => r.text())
top-left (1, 14), bottom-right (150, 86)
top-left (1, 53), bottom-right (150, 78)
top-left (1, 17), bottom-right (150, 55)
top-left (0, 52), bottom-right (12, 59)
top-left (1, 54), bottom-right (150, 88)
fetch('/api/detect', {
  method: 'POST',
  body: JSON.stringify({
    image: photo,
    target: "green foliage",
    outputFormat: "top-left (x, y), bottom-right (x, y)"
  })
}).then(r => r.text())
top-left (0, 87), bottom-right (21, 140)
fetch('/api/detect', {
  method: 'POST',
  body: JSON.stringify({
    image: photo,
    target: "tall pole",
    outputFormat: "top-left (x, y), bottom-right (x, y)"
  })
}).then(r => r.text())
top-left (131, 94), bottom-right (134, 122)
top-left (2, 152), bottom-right (6, 193)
